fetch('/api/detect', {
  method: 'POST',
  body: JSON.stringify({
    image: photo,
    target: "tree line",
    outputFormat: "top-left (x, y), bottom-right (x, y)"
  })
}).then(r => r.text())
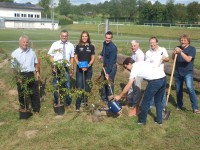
top-left (1, 0), bottom-right (200, 24)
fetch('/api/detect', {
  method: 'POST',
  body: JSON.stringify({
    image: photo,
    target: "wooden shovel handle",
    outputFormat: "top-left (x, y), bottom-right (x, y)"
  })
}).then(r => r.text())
top-left (166, 54), bottom-right (177, 105)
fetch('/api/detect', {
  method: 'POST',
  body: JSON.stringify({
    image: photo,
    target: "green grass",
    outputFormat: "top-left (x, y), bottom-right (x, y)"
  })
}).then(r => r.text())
top-left (0, 25), bottom-right (200, 150)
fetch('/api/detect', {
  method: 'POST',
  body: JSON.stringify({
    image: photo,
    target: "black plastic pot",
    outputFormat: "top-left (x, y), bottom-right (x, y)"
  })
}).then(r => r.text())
top-left (54, 104), bottom-right (65, 115)
top-left (19, 110), bottom-right (33, 119)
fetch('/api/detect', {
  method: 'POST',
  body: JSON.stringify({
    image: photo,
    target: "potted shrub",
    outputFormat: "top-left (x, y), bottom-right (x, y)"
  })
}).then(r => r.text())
top-left (10, 58), bottom-right (34, 119)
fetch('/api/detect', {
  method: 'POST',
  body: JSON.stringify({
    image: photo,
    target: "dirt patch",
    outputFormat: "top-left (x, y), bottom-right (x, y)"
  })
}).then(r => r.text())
top-left (24, 130), bottom-right (39, 139)
top-left (0, 122), bottom-right (5, 126)
top-left (0, 59), bottom-right (9, 69)
top-left (54, 115), bottom-right (64, 119)
top-left (7, 89), bottom-right (18, 96)
top-left (0, 79), bottom-right (6, 89)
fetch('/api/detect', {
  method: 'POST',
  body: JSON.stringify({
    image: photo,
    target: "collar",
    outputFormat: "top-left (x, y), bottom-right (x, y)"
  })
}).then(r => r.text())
top-left (60, 40), bottom-right (68, 44)
top-left (19, 47), bottom-right (30, 53)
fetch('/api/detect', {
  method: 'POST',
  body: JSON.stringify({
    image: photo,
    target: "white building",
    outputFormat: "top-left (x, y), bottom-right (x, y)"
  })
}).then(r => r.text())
top-left (0, 2), bottom-right (59, 30)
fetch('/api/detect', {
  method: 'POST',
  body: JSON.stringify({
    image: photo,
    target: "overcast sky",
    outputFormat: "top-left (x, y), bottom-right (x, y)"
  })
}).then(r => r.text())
top-left (14, 0), bottom-right (199, 5)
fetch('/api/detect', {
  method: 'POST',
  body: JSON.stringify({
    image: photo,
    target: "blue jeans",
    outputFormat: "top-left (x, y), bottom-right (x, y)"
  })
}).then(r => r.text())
top-left (53, 68), bottom-right (71, 106)
top-left (139, 77), bottom-right (166, 124)
top-left (150, 91), bottom-right (167, 108)
top-left (175, 73), bottom-right (198, 110)
top-left (101, 64), bottom-right (117, 102)
top-left (76, 66), bottom-right (93, 109)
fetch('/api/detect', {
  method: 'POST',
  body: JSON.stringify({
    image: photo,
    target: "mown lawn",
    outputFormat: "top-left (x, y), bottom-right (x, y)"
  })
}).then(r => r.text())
top-left (0, 26), bottom-right (200, 150)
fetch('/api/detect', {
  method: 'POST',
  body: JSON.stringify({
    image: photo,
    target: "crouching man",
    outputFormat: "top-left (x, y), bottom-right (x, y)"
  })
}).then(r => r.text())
top-left (115, 57), bottom-right (166, 125)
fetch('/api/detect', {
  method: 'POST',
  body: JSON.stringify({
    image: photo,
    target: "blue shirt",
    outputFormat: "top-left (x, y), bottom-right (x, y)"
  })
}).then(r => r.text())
top-left (11, 47), bottom-right (38, 72)
top-left (101, 41), bottom-right (117, 74)
top-left (175, 45), bottom-right (196, 76)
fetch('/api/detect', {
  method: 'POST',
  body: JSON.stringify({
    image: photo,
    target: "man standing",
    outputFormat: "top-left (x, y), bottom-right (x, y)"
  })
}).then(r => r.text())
top-left (98, 31), bottom-right (117, 102)
top-left (11, 35), bottom-right (40, 114)
top-left (145, 37), bottom-right (169, 113)
top-left (115, 57), bottom-right (166, 125)
top-left (127, 40), bottom-right (144, 107)
top-left (172, 34), bottom-right (200, 114)
top-left (48, 30), bottom-right (74, 111)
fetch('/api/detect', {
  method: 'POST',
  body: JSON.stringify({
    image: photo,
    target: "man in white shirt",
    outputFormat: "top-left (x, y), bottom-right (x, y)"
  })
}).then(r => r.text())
top-left (145, 37), bottom-right (170, 119)
top-left (115, 57), bottom-right (166, 125)
top-left (48, 30), bottom-right (74, 110)
top-left (127, 40), bottom-right (144, 107)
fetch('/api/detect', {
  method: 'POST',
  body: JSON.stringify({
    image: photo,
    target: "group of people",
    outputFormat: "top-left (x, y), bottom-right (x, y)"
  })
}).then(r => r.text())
top-left (11, 30), bottom-right (199, 125)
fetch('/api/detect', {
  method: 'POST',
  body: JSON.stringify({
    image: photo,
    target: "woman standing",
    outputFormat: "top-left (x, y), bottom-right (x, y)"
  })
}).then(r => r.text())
top-left (74, 31), bottom-right (95, 111)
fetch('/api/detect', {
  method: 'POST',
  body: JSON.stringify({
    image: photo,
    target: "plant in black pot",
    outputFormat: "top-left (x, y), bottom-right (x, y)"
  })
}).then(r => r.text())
top-left (10, 58), bottom-right (35, 119)
top-left (52, 61), bottom-right (68, 115)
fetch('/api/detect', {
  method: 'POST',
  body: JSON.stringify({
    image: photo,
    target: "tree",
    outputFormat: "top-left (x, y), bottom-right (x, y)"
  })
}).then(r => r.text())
top-left (187, 2), bottom-right (200, 24)
top-left (174, 4), bottom-right (187, 23)
top-left (120, 0), bottom-right (137, 21)
top-left (0, 0), bottom-right (13, 2)
top-left (39, 0), bottom-right (51, 18)
top-left (58, 0), bottom-right (71, 16)
top-left (164, 0), bottom-right (176, 23)
top-left (151, 1), bottom-right (164, 23)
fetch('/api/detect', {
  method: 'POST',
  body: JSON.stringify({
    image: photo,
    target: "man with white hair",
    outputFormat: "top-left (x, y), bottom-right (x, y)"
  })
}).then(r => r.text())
top-left (126, 40), bottom-right (144, 108)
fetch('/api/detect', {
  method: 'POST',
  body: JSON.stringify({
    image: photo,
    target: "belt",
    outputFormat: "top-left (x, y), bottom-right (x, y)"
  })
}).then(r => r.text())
top-left (147, 76), bottom-right (166, 82)
top-left (103, 63), bottom-right (116, 67)
top-left (20, 72), bottom-right (34, 75)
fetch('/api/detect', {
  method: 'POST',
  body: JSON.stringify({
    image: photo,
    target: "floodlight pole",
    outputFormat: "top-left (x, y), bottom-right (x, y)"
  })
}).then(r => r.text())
top-left (105, 19), bottom-right (109, 33)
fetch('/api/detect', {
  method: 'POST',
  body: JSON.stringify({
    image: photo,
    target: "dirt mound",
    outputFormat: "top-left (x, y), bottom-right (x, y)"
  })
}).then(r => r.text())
top-left (0, 59), bottom-right (9, 69)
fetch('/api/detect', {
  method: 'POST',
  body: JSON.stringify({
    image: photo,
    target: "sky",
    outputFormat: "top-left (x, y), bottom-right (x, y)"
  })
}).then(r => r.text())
top-left (14, 0), bottom-right (199, 5)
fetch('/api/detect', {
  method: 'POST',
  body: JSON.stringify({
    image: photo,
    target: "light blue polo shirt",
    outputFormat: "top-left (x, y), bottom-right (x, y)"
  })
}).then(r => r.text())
top-left (11, 47), bottom-right (38, 72)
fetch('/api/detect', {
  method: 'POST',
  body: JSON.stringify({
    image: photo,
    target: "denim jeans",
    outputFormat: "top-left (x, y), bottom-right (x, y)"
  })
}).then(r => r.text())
top-left (101, 64), bottom-right (117, 102)
top-left (53, 68), bottom-right (71, 106)
top-left (150, 91), bottom-right (167, 108)
top-left (139, 77), bottom-right (166, 124)
top-left (175, 73), bottom-right (198, 110)
top-left (75, 66), bottom-right (92, 109)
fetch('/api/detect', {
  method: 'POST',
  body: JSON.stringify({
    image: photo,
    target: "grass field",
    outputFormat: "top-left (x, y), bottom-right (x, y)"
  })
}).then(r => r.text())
top-left (0, 25), bottom-right (200, 150)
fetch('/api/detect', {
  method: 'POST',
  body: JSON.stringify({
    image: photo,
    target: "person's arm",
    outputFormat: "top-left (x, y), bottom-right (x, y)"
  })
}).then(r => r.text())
top-left (70, 57), bottom-right (74, 76)
top-left (74, 54), bottom-right (78, 65)
top-left (115, 78), bottom-right (134, 101)
top-left (174, 47), bottom-right (193, 62)
top-left (89, 54), bottom-right (95, 67)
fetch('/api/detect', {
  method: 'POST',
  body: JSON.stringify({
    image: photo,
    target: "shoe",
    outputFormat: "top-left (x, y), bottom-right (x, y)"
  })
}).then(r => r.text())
top-left (193, 109), bottom-right (200, 114)
top-left (76, 109), bottom-right (80, 112)
top-left (176, 107), bottom-right (182, 111)
top-left (137, 122), bottom-right (145, 125)
top-left (34, 112), bottom-right (39, 115)
top-left (163, 110), bottom-right (171, 120)
top-left (155, 121), bottom-right (162, 126)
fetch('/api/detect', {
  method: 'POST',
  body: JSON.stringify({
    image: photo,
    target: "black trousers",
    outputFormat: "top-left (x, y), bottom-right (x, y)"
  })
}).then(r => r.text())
top-left (17, 72), bottom-right (40, 112)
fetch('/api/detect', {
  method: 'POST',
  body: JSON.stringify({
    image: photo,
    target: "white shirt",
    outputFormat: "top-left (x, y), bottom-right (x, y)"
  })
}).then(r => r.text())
top-left (145, 47), bottom-right (168, 71)
top-left (11, 48), bottom-right (37, 72)
top-left (48, 40), bottom-right (74, 66)
top-left (131, 48), bottom-right (144, 62)
top-left (129, 61), bottom-right (166, 80)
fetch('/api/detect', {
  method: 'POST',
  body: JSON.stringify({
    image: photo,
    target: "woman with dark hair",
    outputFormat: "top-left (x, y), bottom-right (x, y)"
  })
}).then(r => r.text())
top-left (74, 31), bottom-right (95, 111)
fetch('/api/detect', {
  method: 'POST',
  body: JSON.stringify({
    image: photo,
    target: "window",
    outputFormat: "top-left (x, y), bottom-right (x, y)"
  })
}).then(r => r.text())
top-left (14, 13), bottom-right (20, 17)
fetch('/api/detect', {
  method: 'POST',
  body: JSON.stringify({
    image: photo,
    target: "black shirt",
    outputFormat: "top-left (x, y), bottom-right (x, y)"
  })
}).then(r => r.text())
top-left (75, 43), bottom-right (95, 62)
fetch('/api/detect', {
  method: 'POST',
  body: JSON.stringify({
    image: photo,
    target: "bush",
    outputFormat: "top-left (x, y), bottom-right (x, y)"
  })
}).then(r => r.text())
top-left (59, 16), bottom-right (73, 25)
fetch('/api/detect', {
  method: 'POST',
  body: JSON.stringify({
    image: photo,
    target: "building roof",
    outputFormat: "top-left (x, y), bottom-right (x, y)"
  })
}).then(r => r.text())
top-left (0, 2), bottom-right (43, 11)
top-left (2, 17), bottom-right (59, 23)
